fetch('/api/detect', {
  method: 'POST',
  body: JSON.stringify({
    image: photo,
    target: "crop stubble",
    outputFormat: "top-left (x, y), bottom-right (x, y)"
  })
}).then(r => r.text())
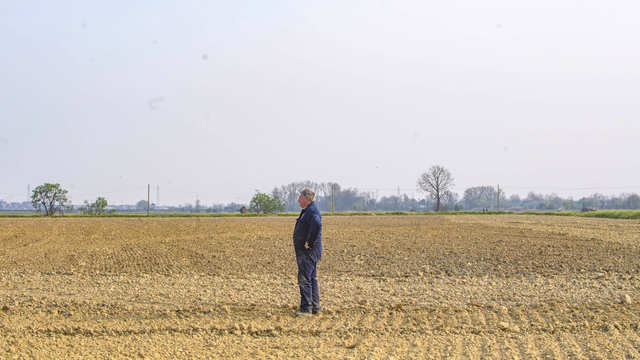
top-left (1, 215), bottom-right (640, 359)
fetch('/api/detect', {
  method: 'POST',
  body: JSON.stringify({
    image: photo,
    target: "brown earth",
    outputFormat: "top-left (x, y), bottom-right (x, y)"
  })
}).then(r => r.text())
top-left (1, 215), bottom-right (639, 359)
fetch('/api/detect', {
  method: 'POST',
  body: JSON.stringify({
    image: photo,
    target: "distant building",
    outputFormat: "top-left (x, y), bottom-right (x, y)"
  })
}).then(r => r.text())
top-left (0, 201), bottom-right (34, 211)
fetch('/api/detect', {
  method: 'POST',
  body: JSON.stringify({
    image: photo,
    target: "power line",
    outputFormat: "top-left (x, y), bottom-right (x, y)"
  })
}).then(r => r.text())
top-left (161, 188), bottom-right (270, 197)
top-left (502, 186), bottom-right (640, 190)
top-left (68, 187), bottom-right (147, 196)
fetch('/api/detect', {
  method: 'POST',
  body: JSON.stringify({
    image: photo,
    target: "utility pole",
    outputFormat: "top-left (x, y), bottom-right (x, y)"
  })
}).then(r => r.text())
top-left (331, 184), bottom-right (335, 213)
top-left (147, 184), bottom-right (150, 216)
top-left (157, 186), bottom-right (160, 208)
top-left (497, 184), bottom-right (500, 212)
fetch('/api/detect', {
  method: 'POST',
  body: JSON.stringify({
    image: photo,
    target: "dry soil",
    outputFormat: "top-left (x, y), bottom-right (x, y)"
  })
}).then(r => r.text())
top-left (1, 215), bottom-right (639, 359)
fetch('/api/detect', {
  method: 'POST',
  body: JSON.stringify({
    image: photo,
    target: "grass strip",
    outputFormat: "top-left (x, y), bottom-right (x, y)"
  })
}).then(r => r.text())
top-left (1, 210), bottom-right (639, 219)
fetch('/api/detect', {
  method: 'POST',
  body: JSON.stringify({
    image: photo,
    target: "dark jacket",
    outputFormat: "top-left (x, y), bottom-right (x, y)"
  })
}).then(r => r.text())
top-left (293, 201), bottom-right (322, 251)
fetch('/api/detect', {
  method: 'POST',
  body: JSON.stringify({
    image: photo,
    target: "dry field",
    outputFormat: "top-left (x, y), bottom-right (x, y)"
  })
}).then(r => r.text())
top-left (1, 215), bottom-right (640, 359)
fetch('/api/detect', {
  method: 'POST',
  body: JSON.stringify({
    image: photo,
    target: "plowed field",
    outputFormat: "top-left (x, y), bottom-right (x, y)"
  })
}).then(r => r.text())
top-left (1, 215), bottom-right (639, 359)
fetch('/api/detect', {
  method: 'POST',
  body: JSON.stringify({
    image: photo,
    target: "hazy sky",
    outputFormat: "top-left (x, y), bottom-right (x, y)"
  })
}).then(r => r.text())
top-left (1, 1), bottom-right (639, 206)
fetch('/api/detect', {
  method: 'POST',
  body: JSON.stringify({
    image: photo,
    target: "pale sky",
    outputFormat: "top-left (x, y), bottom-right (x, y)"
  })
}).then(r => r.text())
top-left (1, 1), bottom-right (639, 206)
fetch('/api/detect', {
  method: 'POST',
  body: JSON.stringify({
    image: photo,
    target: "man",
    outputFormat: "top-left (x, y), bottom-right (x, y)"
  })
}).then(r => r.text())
top-left (292, 188), bottom-right (322, 316)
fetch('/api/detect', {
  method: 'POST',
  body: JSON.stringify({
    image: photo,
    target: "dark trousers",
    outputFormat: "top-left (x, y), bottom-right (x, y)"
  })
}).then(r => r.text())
top-left (296, 248), bottom-right (321, 313)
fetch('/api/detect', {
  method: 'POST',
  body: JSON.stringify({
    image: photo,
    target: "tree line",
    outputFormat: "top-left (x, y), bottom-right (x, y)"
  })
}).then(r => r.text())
top-left (24, 166), bottom-right (640, 216)
top-left (268, 165), bottom-right (640, 213)
top-left (270, 183), bottom-right (640, 213)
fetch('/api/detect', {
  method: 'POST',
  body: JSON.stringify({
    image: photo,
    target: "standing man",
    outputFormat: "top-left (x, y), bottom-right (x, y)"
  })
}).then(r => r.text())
top-left (293, 188), bottom-right (322, 316)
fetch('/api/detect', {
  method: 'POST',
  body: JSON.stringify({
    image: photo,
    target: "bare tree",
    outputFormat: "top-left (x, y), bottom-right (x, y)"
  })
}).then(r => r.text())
top-left (417, 165), bottom-right (455, 212)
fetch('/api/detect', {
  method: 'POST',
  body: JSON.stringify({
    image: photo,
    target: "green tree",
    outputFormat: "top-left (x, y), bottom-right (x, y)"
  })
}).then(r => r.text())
top-left (81, 197), bottom-right (109, 215)
top-left (31, 183), bottom-right (70, 216)
top-left (249, 190), bottom-right (285, 214)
